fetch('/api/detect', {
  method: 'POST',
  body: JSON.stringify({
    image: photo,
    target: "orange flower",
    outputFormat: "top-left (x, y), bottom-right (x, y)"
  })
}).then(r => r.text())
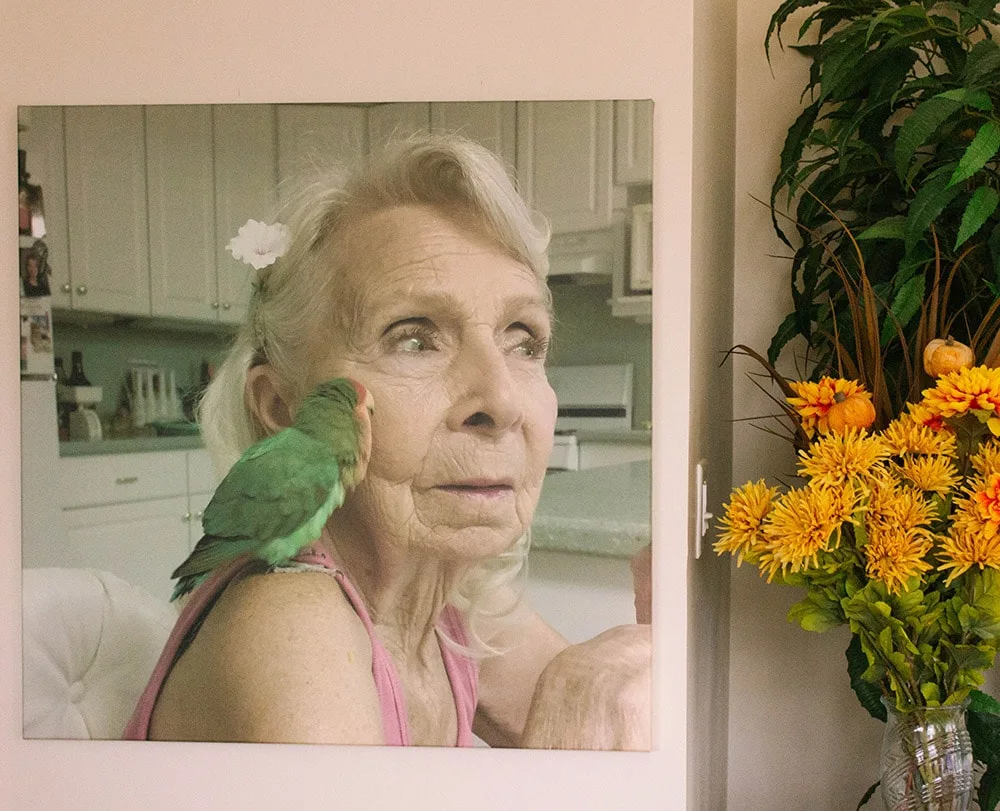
top-left (920, 365), bottom-right (1000, 424)
top-left (975, 473), bottom-right (1000, 526)
top-left (787, 378), bottom-right (872, 438)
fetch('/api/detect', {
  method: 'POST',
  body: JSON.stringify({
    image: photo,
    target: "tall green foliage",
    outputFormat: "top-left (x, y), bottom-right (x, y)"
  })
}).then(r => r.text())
top-left (767, 0), bottom-right (1000, 421)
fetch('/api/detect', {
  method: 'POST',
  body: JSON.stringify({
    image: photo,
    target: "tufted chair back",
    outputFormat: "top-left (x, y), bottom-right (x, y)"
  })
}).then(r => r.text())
top-left (22, 567), bottom-right (177, 739)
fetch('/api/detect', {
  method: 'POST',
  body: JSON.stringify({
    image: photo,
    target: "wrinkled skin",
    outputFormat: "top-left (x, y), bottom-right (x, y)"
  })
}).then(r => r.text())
top-left (308, 204), bottom-right (558, 579)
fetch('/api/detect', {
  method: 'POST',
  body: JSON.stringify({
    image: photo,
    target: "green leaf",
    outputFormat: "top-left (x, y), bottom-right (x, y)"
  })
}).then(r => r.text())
top-left (857, 215), bottom-right (907, 241)
top-left (880, 272), bottom-right (924, 345)
top-left (765, 0), bottom-right (824, 62)
top-left (970, 689), bottom-right (1000, 716)
top-left (955, 186), bottom-right (1000, 250)
top-left (949, 121), bottom-right (1000, 188)
top-left (767, 309), bottom-right (804, 365)
top-left (847, 634), bottom-right (887, 722)
top-left (904, 170), bottom-right (964, 252)
top-left (964, 39), bottom-right (1000, 88)
top-left (937, 88), bottom-right (995, 112)
top-left (894, 96), bottom-right (963, 181)
top-left (856, 780), bottom-right (880, 810)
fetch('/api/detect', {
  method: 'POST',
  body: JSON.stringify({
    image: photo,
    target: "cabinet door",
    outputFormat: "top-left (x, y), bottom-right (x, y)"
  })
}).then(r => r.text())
top-left (18, 106), bottom-right (71, 309)
top-left (368, 102), bottom-right (430, 156)
top-left (214, 104), bottom-right (279, 325)
top-left (146, 105), bottom-right (217, 321)
top-left (64, 106), bottom-right (150, 316)
top-left (614, 100), bottom-right (654, 185)
top-left (516, 101), bottom-right (614, 233)
top-left (55, 496), bottom-right (190, 602)
top-left (276, 105), bottom-right (367, 208)
top-left (430, 102), bottom-right (516, 171)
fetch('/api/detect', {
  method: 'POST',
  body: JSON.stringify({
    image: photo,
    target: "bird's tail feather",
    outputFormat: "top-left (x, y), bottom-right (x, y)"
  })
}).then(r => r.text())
top-left (171, 534), bottom-right (258, 581)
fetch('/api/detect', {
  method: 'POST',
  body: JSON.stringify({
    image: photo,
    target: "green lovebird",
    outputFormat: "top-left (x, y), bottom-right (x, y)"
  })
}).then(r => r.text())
top-left (170, 377), bottom-right (374, 601)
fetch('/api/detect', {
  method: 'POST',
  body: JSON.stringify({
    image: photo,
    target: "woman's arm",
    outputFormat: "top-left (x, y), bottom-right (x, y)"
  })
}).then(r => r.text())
top-left (472, 598), bottom-right (570, 747)
top-left (475, 546), bottom-right (653, 749)
top-left (149, 571), bottom-right (385, 744)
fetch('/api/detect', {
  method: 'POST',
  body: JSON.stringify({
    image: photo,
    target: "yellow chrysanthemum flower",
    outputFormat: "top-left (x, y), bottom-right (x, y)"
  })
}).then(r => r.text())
top-left (920, 365), bottom-right (1000, 422)
top-left (864, 524), bottom-right (934, 594)
top-left (906, 401), bottom-right (949, 433)
top-left (714, 479), bottom-right (778, 566)
top-left (787, 377), bottom-right (872, 438)
top-left (758, 485), bottom-right (854, 580)
top-left (864, 480), bottom-right (937, 592)
top-left (972, 441), bottom-right (1000, 477)
top-left (938, 523), bottom-right (1000, 585)
top-left (882, 415), bottom-right (957, 456)
top-left (951, 472), bottom-right (1000, 542)
top-left (797, 428), bottom-right (892, 489)
top-left (895, 455), bottom-right (961, 495)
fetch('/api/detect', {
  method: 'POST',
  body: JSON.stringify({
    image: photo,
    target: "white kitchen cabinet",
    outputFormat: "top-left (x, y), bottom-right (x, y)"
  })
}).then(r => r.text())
top-left (368, 102), bottom-right (430, 155)
top-left (17, 106), bottom-right (71, 310)
top-left (146, 105), bottom-right (217, 321)
top-left (276, 104), bottom-right (367, 207)
top-left (516, 100), bottom-right (616, 234)
top-left (64, 106), bottom-right (150, 316)
top-left (213, 104), bottom-right (279, 325)
top-left (50, 448), bottom-right (220, 601)
top-left (59, 496), bottom-right (191, 602)
top-left (430, 102), bottom-right (517, 170)
top-left (614, 100), bottom-right (654, 185)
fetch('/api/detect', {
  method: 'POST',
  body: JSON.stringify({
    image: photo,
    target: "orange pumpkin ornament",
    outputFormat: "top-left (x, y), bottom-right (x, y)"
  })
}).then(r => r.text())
top-left (923, 337), bottom-right (975, 378)
top-left (826, 391), bottom-right (876, 433)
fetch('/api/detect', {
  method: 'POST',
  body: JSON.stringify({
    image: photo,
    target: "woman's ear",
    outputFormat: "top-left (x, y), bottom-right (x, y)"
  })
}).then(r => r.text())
top-left (245, 364), bottom-right (293, 434)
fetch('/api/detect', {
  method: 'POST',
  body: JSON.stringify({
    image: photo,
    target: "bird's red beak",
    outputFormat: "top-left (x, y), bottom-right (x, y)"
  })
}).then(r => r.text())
top-left (350, 380), bottom-right (375, 415)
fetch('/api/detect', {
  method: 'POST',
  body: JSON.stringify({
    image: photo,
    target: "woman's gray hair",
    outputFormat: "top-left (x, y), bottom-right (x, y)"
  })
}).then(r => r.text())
top-left (198, 132), bottom-right (552, 654)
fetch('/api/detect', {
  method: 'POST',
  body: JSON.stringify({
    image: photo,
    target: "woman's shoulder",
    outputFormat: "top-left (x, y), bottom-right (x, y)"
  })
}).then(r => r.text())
top-left (149, 570), bottom-right (384, 744)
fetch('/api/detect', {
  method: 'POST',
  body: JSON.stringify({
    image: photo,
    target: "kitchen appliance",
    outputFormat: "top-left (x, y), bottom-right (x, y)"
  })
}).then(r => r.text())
top-left (546, 363), bottom-right (635, 471)
top-left (58, 384), bottom-right (104, 441)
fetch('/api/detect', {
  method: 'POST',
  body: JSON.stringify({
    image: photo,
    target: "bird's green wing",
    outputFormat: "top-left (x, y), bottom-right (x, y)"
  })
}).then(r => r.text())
top-left (201, 427), bottom-right (344, 544)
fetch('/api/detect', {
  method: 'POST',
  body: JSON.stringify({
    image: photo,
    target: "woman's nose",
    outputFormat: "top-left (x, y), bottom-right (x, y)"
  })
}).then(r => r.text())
top-left (449, 335), bottom-right (523, 433)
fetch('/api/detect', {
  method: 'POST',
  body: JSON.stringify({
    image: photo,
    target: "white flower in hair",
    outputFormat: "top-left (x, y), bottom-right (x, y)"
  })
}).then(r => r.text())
top-left (226, 219), bottom-right (290, 270)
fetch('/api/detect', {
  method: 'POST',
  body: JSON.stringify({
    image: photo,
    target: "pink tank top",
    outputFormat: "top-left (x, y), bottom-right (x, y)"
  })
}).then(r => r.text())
top-left (122, 543), bottom-right (479, 746)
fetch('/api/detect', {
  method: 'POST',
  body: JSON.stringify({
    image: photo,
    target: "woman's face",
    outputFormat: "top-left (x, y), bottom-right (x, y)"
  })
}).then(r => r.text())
top-left (313, 204), bottom-right (557, 563)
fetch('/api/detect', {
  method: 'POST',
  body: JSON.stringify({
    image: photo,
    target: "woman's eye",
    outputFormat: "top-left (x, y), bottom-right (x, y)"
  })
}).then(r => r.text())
top-left (398, 335), bottom-right (427, 353)
top-left (384, 320), bottom-right (438, 354)
top-left (507, 325), bottom-right (549, 359)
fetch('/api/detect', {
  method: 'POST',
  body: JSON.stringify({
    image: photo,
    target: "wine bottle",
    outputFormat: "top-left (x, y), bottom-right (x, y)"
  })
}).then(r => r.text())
top-left (68, 351), bottom-right (91, 386)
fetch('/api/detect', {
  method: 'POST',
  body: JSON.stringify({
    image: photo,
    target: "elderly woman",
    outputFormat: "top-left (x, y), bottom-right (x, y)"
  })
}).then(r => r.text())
top-left (124, 133), bottom-right (651, 749)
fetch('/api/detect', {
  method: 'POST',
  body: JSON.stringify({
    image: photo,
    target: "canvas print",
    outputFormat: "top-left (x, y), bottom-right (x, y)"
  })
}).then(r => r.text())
top-left (19, 101), bottom-right (653, 750)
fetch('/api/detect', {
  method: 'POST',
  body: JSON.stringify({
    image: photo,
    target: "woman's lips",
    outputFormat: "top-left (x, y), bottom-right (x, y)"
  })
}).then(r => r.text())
top-left (437, 480), bottom-right (515, 499)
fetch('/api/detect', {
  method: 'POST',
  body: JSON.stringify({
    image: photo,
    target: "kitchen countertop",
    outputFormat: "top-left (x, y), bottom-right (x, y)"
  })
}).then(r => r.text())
top-left (530, 460), bottom-right (651, 558)
top-left (59, 434), bottom-right (205, 456)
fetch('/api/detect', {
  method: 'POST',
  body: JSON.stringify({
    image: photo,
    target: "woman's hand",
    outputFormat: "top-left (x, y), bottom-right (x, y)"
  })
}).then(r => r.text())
top-left (520, 623), bottom-right (651, 751)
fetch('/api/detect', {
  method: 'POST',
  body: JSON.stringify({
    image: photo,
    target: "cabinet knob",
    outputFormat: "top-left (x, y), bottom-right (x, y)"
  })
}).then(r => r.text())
top-left (195, 510), bottom-right (204, 519)
top-left (211, 301), bottom-right (220, 309)
top-left (182, 512), bottom-right (191, 522)
top-left (76, 285), bottom-right (87, 295)
top-left (221, 302), bottom-right (231, 310)
top-left (61, 283), bottom-right (71, 294)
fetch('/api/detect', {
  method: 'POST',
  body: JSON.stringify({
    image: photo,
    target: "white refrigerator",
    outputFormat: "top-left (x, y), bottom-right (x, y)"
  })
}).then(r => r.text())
top-left (20, 295), bottom-right (63, 566)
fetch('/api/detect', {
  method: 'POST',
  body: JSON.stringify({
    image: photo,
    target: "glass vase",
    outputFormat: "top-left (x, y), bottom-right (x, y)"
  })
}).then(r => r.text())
top-left (880, 699), bottom-right (973, 811)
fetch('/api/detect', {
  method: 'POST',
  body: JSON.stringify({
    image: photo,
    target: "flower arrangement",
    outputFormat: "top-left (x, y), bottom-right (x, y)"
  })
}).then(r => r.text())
top-left (718, 356), bottom-right (1000, 806)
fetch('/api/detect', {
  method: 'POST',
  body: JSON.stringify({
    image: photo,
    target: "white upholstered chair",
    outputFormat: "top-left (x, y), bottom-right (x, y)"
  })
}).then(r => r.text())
top-left (22, 567), bottom-right (178, 740)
